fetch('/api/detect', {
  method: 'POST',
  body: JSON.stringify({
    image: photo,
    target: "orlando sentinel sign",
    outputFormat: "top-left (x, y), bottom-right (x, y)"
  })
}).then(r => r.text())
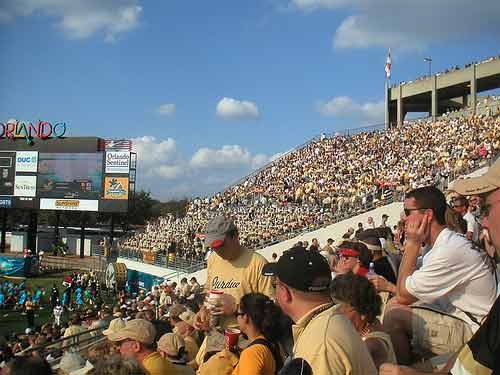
top-left (0, 119), bottom-right (67, 144)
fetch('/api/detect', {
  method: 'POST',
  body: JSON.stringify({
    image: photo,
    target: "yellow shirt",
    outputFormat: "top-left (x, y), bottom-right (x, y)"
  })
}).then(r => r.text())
top-left (142, 351), bottom-right (181, 375)
top-left (205, 248), bottom-right (274, 328)
top-left (183, 334), bottom-right (199, 362)
top-left (292, 303), bottom-right (377, 375)
top-left (232, 336), bottom-right (276, 375)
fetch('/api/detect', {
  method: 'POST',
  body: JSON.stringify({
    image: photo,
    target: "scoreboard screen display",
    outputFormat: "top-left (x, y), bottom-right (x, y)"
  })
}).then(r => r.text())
top-left (37, 153), bottom-right (104, 200)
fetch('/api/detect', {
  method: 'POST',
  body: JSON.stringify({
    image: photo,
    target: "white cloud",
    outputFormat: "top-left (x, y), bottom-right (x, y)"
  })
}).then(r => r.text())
top-left (317, 96), bottom-right (384, 121)
top-left (216, 97), bottom-right (260, 120)
top-left (157, 103), bottom-right (176, 116)
top-left (131, 137), bottom-right (277, 199)
top-left (0, 0), bottom-right (142, 42)
top-left (190, 145), bottom-right (268, 170)
top-left (290, 0), bottom-right (500, 51)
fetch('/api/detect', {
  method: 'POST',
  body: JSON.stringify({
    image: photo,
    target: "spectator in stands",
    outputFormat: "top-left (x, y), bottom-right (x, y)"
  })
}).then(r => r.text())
top-left (4, 356), bottom-right (52, 375)
top-left (105, 319), bottom-right (181, 375)
top-left (381, 214), bottom-right (389, 228)
top-left (334, 241), bottom-right (373, 277)
top-left (355, 222), bottom-right (364, 237)
top-left (157, 333), bottom-right (191, 369)
top-left (63, 313), bottom-right (87, 347)
top-left (380, 145), bottom-right (500, 375)
top-left (322, 238), bottom-right (335, 255)
top-left (233, 293), bottom-right (285, 375)
top-left (444, 206), bottom-right (467, 234)
top-left (358, 233), bottom-right (397, 284)
top-left (171, 310), bottom-right (199, 364)
top-left (189, 278), bottom-right (200, 296)
top-left (193, 216), bottom-right (274, 363)
top-left (87, 355), bottom-right (147, 375)
top-left (383, 186), bottom-right (497, 365)
top-left (367, 216), bottom-right (376, 229)
top-left (342, 228), bottom-right (355, 239)
top-left (332, 273), bottom-right (397, 369)
top-left (452, 196), bottom-right (479, 242)
top-left (309, 238), bottom-right (320, 252)
top-left (262, 246), bottom-right (376, 374)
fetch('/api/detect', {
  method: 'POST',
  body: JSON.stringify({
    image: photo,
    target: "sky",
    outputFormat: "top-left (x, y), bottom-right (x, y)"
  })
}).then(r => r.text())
top-left (1, 0), bottom-right (500, 200)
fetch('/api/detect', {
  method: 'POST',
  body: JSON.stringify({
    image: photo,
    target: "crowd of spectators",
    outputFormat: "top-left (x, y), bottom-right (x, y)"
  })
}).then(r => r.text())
top-left (120, 111), bottom-right (500, 264)
top-left (3, 154), bottom-right (500, 374)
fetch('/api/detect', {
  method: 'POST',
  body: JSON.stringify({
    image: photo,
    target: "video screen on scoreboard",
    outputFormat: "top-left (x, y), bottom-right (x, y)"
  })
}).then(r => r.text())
top-left (37, 153), bottom-right (103, 199)
top-left (0, 152), bottom-right (15, 196)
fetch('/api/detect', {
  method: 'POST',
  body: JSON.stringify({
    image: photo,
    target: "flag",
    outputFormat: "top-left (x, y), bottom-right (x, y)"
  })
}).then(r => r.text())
top-left (385, 48), bottom-right (392, 79)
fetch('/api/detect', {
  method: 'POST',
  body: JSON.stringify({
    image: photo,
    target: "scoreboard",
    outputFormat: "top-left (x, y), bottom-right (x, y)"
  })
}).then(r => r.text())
top-left (0, 137), bottom-right (136, 213)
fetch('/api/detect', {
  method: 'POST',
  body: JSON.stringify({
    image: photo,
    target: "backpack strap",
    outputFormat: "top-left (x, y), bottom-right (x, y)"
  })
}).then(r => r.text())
top-left (247, 338), bottom-right (283, 373)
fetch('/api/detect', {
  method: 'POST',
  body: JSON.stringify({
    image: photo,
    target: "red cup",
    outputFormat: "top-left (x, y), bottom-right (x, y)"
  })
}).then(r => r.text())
top-left (224, 328), bottom-right (241, 351)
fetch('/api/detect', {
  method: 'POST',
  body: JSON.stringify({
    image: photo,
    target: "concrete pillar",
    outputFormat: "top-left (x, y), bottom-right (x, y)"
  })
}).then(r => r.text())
top-left (470, 65), bottom-right (476, 114)
top-left (462, 94), bottom-right (468, 107)
top-left (397, 85), bottom-right (403, 126)
top-left (431, 75), bottom-right (438, 120)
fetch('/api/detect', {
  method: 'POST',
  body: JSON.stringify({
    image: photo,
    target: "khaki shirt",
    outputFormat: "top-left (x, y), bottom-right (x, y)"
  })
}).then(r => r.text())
top-left (292, 303), bottom-right (377, 375)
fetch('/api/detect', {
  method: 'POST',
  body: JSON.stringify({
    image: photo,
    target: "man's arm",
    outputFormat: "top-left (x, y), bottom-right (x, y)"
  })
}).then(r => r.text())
top-left (396, 214), bottom-right (431, 305)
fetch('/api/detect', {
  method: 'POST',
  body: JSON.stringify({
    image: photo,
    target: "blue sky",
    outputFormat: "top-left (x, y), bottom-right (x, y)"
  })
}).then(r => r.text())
top-left (1, 0), bottom-right (500, 200)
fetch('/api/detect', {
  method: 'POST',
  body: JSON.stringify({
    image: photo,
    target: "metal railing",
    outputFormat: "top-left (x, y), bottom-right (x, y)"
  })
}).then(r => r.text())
top-left (17, 325), bottom-right (107, 368)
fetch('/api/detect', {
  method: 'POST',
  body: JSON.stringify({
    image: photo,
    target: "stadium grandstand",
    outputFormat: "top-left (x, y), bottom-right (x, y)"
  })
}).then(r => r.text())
top-left (116, 101), bottom-right (500, 273)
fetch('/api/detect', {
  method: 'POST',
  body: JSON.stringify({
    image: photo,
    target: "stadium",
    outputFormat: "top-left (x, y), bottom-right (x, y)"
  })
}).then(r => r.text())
top-left (1, 10), bottom-right (500, 373)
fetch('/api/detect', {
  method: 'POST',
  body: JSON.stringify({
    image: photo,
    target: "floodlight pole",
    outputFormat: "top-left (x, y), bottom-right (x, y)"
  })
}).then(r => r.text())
top-left (424, 57), bottom-right (432, 77)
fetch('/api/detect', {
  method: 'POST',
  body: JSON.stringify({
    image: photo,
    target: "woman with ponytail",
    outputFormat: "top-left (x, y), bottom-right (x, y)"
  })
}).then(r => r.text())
top-left (232, 293), bottom-right (284, 375)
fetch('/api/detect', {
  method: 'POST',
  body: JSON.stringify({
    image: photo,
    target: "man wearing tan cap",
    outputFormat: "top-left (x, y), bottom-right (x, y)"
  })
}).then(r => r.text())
top-left (380, 158), bottom-right (500, 375)
top-left (105, 318), bottom-right (182, 375)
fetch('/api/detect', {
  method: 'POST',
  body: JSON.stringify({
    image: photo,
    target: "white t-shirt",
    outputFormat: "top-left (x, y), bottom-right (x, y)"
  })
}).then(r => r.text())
top-left (405, 228), bottom-right (497, 331)
top-left (463, 212), bottom-right (479, 243)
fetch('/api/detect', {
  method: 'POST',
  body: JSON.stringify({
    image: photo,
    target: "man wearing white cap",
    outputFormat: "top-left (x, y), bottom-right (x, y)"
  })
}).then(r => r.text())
top-left (380, 158), bottom-right (500, 375)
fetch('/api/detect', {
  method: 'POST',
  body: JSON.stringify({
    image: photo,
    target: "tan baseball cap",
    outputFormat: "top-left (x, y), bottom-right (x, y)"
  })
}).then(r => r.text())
top-left (157, 333), bottom-right (185, 357)
top-left (205, 216), bottom-right (237, 248)
top-left (105, 319), bottom-right (156, 345)
top-left (102, 318), bottom-right (126, 336)
top-left (178, 310), bottom-right (195, 327)
top-left (452, 159), bottom-right (500, 196)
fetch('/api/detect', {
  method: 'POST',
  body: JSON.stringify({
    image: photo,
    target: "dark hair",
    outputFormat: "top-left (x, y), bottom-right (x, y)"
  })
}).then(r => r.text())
top-left (452, 196), bottom-right (469, 209)
top-left (406, 186), bottom-right (447, 225)
top-left (226, 228), bottom-right (238, 238)
top-left (239, 293), bottom-right (284, 342)
top-left (7, 356), bottom-right (53, 375)
top-left (358, 235), bottom-right (382, 252)
top-left (338, 241), bottom-right (372, 268)
top-left (331, 273), bottom-right (382, 324)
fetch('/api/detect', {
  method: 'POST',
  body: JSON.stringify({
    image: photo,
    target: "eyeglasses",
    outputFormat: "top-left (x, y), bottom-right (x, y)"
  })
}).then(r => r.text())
top-left (480, 199), bottom-right (500, 218)
top-left (404, 207), bottom-right (430, 216)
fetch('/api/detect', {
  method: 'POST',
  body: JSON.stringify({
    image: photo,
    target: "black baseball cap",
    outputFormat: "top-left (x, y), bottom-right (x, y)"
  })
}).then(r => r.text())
top-left (262, 247), bottom-right (331, 292)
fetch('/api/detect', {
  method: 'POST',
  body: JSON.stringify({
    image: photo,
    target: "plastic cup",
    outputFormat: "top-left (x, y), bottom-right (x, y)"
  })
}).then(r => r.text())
top-left (224, 328), bottom-right (241, 351)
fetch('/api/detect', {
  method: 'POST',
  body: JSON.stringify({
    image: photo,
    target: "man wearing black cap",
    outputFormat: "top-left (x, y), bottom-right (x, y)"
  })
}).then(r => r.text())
top-left (262, 246), bottom-right (376, 374)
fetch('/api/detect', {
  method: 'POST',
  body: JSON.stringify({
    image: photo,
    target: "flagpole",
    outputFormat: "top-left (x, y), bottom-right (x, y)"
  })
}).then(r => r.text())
top-left (384, 78), bottom-right (389, 130)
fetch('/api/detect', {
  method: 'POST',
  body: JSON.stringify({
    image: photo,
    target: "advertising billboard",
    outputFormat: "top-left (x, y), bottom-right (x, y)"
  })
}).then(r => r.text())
top-left (15, 151), bottom-right (38, 172)
top-left (37, 153), bottom-right (103, 199)
top-left (39, 198), bottom-right (99, 211)
top-left (105, 152), bottom-right (130, 174)
top-left (103, 177), bottom-right (129, 200)
top-left (14, 175), bottom-right (37, 197)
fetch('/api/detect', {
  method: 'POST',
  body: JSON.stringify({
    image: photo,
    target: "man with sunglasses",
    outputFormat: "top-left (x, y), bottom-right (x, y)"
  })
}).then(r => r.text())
top-left (383, 186), bottom-right (496, 365)
top-left (380, 158), bottom-right (500, 375)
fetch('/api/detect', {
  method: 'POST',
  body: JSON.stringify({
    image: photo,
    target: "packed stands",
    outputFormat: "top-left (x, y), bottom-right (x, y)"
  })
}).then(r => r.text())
top-left (118, 112), bottom-right (500, 266)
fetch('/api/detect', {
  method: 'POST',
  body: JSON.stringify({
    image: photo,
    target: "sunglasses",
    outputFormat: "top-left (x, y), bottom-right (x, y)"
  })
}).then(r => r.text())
top-left (234, 311), bottom-right (245, 317)
top-left (403, 207), bottom-right (430, 216)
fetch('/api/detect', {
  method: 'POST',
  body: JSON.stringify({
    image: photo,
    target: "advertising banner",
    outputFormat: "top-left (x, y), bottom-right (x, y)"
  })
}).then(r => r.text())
top-left (105, 152), bottom-right (130, 174)
top-left (0, 256), bottom-right (26, 276)
top-left (15, 151), bottom-right (38, 172)
top-left (104, 177), bottom-right (129, 200)
top-left (14, 175), bottom-right (37, 197)
top-left (40, 198), bottom-right (99, 211)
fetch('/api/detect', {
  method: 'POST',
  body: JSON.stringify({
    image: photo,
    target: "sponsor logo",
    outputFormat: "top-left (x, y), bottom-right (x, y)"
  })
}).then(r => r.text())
top-left (13, 175), bottom-right (36, 197)
top-left (0, 120), bottom-right (66, 144)
top-left (105, 152), bottom-right (130, 174)
top-left (0, 197), bottom-right (12, 208)
top-left (15, 151), bottom-right (38, 172)
top-left (40, 198), bottom-right (99, 211)
top-left (55, 200), bottom-right (80, 208)
top-left (104, 177), bottom-right (128, 200)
